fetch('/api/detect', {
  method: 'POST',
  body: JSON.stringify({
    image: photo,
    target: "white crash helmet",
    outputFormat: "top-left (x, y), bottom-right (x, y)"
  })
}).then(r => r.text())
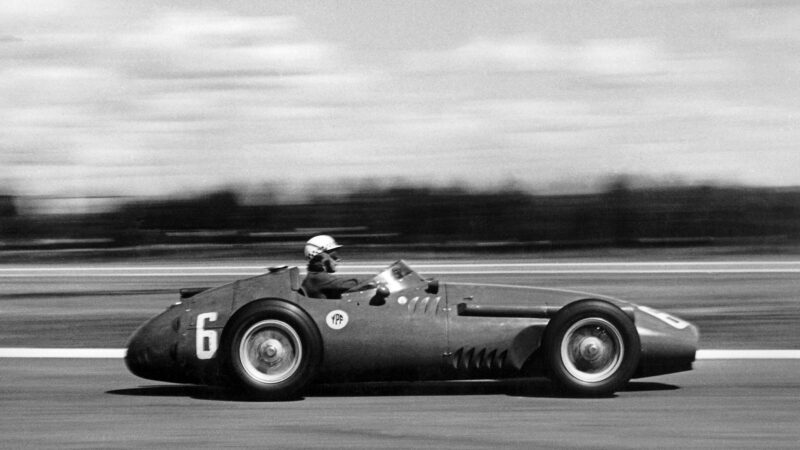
top-left (304, 235), bottom-right (342, 260)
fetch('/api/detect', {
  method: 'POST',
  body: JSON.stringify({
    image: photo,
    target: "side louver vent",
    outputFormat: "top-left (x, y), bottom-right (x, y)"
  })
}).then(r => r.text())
top-left (449, 347), bottom-right (508, 375)
top-left (407, 295), bottom-right (442, 316)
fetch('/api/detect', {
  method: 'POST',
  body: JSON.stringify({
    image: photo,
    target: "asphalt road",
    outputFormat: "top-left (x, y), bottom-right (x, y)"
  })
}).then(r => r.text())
top-left (1, 359), bottom-right (798, 448)
top-left (1, 259), bottom-right (799, 448)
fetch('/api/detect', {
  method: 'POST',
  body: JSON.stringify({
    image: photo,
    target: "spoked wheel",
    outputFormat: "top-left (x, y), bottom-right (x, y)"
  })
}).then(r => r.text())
top-left (225, 301), bottom-right (322, 400)
top-left (544, 300), bottom-right (640, 397)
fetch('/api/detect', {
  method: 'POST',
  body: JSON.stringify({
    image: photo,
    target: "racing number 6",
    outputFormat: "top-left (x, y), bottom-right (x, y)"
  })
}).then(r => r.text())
top-left (196, 312), bottom-right (218, 360)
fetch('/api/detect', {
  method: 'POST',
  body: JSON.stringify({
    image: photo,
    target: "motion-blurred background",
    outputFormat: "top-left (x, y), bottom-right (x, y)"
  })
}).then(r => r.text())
top-left (2, 1), bottom-right (799, 260)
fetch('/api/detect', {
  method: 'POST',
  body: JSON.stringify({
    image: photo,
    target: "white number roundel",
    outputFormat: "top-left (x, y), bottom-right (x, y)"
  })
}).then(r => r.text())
top-left (326, 310), bottom-right (349, 330)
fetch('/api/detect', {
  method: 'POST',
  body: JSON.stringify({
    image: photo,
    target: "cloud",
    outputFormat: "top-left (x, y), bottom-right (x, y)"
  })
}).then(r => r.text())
top-left (730, 10), bottom-right (800, 43)
top-left (2, 1), bottom-right (799, 204)
top-left (453, 36), bottom-right (573, 72)
top-left (579, 39), bottom-right (664, 76)
top-left (0, 5), bottom-right (385, 200)
top-left (145, 11), bottom-right (300, 44)
top-left (405, 34), bottom-right (734, 85)
top-left (405, 35), bottom-right (569, 73)
top-left (114, 11), bottom-right (339, 79)
top-left (0, 0), bottom-right (77, 19)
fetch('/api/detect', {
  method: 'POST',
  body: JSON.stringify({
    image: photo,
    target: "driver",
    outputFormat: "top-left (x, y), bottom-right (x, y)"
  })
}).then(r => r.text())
top-left (300, 235), bottom-right (363, 299)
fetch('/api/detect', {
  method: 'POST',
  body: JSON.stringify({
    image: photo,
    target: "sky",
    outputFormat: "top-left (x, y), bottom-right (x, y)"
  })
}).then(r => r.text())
top-left (1, 0), bottom-right (799, 211)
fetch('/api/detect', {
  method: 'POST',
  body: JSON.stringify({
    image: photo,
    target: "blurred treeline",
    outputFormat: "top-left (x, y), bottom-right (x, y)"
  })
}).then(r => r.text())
top-left (1, 181), bottom-right (799, 253)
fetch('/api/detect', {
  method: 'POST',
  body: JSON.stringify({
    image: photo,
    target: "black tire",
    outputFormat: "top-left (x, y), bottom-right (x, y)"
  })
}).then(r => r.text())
top-left (543, 300), bottom-right (640, 397)
top-left (224, 300), bottom-right (322, 400)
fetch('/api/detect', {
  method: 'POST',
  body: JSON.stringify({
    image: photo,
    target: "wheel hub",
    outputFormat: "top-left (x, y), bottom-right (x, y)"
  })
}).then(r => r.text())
top-left (579, 336), bottom-right (604, 361)
top-left (258, 339), bottom-right (283, 363)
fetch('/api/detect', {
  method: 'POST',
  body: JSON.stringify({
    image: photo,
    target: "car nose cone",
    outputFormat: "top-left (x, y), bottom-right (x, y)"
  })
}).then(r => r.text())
top-left (124, 309), bottom-right (190, 384)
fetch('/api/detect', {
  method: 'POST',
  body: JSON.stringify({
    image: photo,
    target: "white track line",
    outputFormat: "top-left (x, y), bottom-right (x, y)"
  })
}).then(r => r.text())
top-left (2, 271), bottom-right (799, 277)
top-left (0, 348), bottom-right (126, 358)
top-left (2, 261), bottom-right (799, 271)
top-left (2, 268), bottom-right (800, 277)
top-left (1, 348), bottom-right (799, 359)
top-left (1, 262), bottom-right (800, 277)
top-left (695, 350), bottom-right (800, 360)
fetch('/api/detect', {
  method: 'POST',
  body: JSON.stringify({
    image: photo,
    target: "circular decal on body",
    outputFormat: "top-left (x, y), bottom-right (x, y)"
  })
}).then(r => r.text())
top-left (397, 296), bottom-right (408, 305)
top-left (326, 310), bottom-right (349, 330)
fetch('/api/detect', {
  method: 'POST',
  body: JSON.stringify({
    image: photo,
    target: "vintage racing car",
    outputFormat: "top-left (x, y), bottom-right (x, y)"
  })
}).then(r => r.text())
top-left (125, 261), bottom-right (698, 399)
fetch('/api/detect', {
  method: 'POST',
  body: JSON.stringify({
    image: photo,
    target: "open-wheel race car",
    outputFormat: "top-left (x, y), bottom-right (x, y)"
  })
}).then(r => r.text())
top-left (125, 261), bottom-right (698, 399)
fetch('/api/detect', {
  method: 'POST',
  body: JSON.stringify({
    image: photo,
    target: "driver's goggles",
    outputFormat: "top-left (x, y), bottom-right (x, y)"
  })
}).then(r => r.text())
top-left (326, 250), bottom-right (340, 261)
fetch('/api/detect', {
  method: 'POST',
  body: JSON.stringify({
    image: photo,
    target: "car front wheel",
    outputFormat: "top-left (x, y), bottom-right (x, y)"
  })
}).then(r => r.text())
top-left (543, 300), bottom-right (640, 397)
top-left (225, 301), bottom-right (322, 400)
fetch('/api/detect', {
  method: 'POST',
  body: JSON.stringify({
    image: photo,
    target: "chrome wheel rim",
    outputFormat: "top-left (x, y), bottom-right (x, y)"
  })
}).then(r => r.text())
top-left (239, 319), bottom-right (302, 384)
top-left (560, 317), bottom-right (624, 383)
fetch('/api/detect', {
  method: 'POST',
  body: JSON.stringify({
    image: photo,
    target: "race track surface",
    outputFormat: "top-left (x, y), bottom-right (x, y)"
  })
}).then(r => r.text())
top-left (1, 259), bottom-right (799, 448)
top-left (1, 359), bottom-right (798, 449)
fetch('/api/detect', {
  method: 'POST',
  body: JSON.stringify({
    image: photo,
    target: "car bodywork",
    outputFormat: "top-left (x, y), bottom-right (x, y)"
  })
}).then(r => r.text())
top-left (125, 261), bottom-right (698, 397)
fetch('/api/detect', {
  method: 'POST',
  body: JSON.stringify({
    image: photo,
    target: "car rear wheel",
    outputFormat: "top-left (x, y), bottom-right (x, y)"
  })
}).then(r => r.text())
top-left (225, 301), bottom-right (322, 400)
top-left (543, 300), bottom-right (640, 397)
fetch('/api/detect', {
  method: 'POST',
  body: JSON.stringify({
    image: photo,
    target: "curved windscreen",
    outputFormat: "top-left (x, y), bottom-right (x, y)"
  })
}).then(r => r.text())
top-left (370, 260), bottom-right (426, 293)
